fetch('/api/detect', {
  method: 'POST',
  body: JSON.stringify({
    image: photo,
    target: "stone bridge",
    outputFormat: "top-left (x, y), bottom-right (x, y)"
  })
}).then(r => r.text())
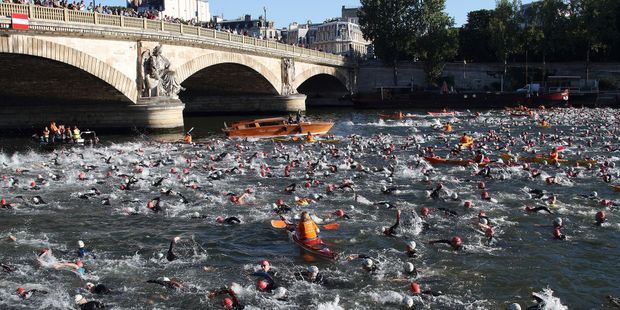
top-left (0, 3), bottom-right (353, 131)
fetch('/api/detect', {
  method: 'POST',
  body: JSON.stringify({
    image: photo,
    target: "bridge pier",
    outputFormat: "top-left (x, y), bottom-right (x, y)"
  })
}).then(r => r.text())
top-left (0, 100), bottom-right (185, 133)
top-left (183, 94), bottom-right (307, 114)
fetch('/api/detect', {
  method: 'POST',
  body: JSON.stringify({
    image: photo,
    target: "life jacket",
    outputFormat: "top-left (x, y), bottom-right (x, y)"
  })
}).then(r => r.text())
top-left (73, 129), bottom-right (81, 139)
top-left (297, 220), bottom-right (318, 240)
top-left (460, 136), bottom-right (471, 144)
top-left (183, 134), bottom-right (192, 144)
top-left (549, 151), bottom-right (559, 161)
top-left (306, 134), bottom-right (314, 142)
top-left (445, 124), bottom-right (452, 132)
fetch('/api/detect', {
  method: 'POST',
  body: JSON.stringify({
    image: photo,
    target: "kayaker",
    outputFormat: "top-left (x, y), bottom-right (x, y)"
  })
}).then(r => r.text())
top-left (296, 211), bottom-right (320, 241)
top-left (428, 236), bottom-right (463, 251)
top-left (460, 133), bottom-right (473, 145)
top-left (16, 287), bottom-right (48, 299)
top-left (183, 132), bottom-right (192, 144)
top-left (74, 294), bottom-right (104, 309)
top-left (444, 122), bottom-right (453, 133)
top-left (306, 132), bottom-right (315, 142)
top-left (382, 209), bottom-right (401, 237)
top-left (549, 147), bottom-right (559, 164)
top-left (146, 277), bottom-right (185, 290)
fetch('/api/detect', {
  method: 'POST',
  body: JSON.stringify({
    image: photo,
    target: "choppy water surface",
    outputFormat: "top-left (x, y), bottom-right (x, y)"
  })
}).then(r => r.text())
top-left (1, 108), bottom-right (620, 309)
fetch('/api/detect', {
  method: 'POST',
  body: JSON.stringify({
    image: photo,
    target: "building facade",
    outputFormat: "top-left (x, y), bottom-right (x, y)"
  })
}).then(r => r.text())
top-left (216, 15), bottom-right (280, 40)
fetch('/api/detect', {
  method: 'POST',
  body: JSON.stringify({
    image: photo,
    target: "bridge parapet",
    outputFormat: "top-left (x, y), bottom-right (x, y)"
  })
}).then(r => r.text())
top-left (0, 3), bottom-right (349, 67)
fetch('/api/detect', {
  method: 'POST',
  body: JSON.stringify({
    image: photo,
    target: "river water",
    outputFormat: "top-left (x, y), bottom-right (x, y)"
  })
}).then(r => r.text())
top-left (1, 108), bottom-right (619, 309)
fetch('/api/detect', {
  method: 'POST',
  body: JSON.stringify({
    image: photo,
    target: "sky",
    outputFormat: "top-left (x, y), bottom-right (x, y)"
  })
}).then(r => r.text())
top-left (107, 0), bottom-right (536, 27)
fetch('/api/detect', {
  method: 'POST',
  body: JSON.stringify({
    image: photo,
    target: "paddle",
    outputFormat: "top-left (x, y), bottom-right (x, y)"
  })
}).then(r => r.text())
top-left (270, 220), bottom-right (340, 230)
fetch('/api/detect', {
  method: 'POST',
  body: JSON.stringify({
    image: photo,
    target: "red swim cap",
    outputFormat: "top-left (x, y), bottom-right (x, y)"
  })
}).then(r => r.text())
top-left (276, 199), bottom-right (284, 206)
top-left (170, 168), bottom-right (177, 174)
top-left (421, 207), bottom-right (429, 217)
top-left (16, 287), bottom-right (26, 295)
top-left (478, 181), bottom-right (485, 189)
top-left (222, 298), bottom-right (233, 309)
top-left (215, 216), bottom-right (224, 223)
top-left (485, 227), bottom-right (494, 237)
top-left (0, 198), bottom-right (5, 205)
top-left (257, 279), bottom-right (268, 290)
top-left (246, 187), bottom-right (254, 193)
top-left (31, 181), bottom-right (36, 187)
top-left (146, 201), bottom-right (154, 209)
top-left (260, 260), bottom-right (269, 267)
top-left (463, 201), bottom-right (472, 208)
top-left (596, 211), bottom-right (606, 222)
top-left (452, 236), bottom-right (462, 247)
top-left (304, 182), bottom-right (311, 188)
top-left (335, 209), bottom-right (345, 217)
top-left (553, 228), bottom-right (562, 238)
top-left (76, 260), bottom-right (83, 267)
top-left (410, 282), bottom-right (421, 294)
top-left (39, 248), bottom-right (49, 255)
top-left (481, 191), bottom-right (490, 199)
top-left (478, 211), bottom-right (486, 218)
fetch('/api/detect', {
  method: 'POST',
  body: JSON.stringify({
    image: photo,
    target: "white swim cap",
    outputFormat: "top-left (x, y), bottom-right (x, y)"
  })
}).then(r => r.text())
top-left (74, 294), bottom-right (84, 304)
top-left (480, 218), bottom-right (488, 225)
top-left (272, 287), bottom-right (287, 299)
top-left (451, 193), bottom-right (458, 199)
top-left (507, 303), bottom-right (522, 310)
top-left (193, 212), bottom-right (200, 218)
top-left (85, 282), bottom-right (95, 290)
top-left (363, 258), bottom-right (373, 268)
top-left (407, 241), bottom-right (416, 250)
top-left (78, 240), bottom-right (85, 248)
top-left (162, 277), bottom-right (171, 282)
top-left (157, 253), bottom-right (164, 259)
top-left (404, 262), bottom-right (414, 273)
top-left (591, 191), bottom-right (598, 197)
top-left (401, 296), bottom-right (414, 308)
top-left (308, 265), bottom-right (319, 274)
top-left (553, 217), bottom-right (563, 227)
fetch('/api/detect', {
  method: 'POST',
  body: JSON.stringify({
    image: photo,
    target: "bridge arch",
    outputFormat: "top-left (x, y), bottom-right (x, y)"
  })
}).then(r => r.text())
top-left (0, 36), bottom-right (137, 103)
top-left (175, 53), bottom-right (282, 95)
top-left (293, 66), bottom-right (349, 92)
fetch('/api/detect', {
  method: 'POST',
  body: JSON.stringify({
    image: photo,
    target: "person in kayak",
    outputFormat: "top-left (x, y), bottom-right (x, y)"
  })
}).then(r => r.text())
top-left (16, 287), bottom-right (48, 299)
top-left (549, 147), bottom-right (559, 164)
top-left (208, 284), bottom-right (244, 309)
top-left (74, 294), bottom-right (104, 309)
top-left (460, 133), bottom-right (473, 145)
top-left (428, 236), bottom-right (463, 251)
top-left (77, 240), bottom-right (96, 259)
top-left (383, 209), bottom-right (401, 237)
top-left (306, 132), bottom-right (315, 142)
top-left (85, 282), bottom-right (112, 294)
top-left (146, 277), bottom-right (185, 290)
top-left (296, 211), bottom-right (320, 241)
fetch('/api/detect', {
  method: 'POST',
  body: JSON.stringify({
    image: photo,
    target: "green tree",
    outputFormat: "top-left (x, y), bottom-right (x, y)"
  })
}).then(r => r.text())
top-left (459, 10), bottom-right (495, 62)
top-left (359, 0), bottom-right (422, 85)
top-left (415, 0), bottom-right (458, 84)
top-left (489, 0), bottom-right (522, 91)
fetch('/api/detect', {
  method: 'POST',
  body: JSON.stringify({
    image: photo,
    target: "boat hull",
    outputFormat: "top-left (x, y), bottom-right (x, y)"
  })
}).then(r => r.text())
top-left (224, 122), bottom-right (333, 138)
top-left (291, 234), bottom-right (337, 260)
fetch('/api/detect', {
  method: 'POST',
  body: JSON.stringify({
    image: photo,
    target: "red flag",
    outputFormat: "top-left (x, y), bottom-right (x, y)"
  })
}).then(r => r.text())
top-left (11, 13), bottom-right (29, 30)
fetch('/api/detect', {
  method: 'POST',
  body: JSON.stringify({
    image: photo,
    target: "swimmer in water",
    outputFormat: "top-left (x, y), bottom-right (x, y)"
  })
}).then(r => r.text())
top-left (37, 248), bottom-right (87, 274)
top-left (525, 206), bottom-right (553, 214)
top-left (207, 284), bottom-right (244, 309)
top-left (346, 254), bottom-right (379, 273)
top-left (166, 236), bottom-right (181, 262)
top-left (77, 240), bottom-right (96, 259)
top-left (85, 282), bottom-right (111, 295)
top-left (273, 199), bottom-right (292, 214)
top-left (294, 265), bottom-right (326, 284)
top-left (146, 277), bottom-right (185, 290)
top-left (406, 241), bottom-right (418, 258)
top-left (410, 282), bottom-right (444, 297)
top-left (74, 294), bottom-right (104, 309)
top-left (216, 216), bottom-right (242, 225)
top-left (595, 211), bottom-right (606, 226)
top-left (428, 236), bottom-right (463, 251)
top-left (15, 287), bottom-right (48, 299)
top-left (382, 209), bottom-right (401, 237)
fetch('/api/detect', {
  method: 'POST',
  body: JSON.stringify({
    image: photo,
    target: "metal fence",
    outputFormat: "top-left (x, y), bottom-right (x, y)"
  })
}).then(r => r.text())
top-left (0, 3), bottom-right (345, 62)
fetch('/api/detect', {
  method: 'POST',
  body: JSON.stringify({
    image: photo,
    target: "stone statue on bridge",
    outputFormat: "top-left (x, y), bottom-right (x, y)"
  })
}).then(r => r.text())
top-left (141, 44), bottom-right (185, 99)
top-left (281, 58), bottom-right (296, 96)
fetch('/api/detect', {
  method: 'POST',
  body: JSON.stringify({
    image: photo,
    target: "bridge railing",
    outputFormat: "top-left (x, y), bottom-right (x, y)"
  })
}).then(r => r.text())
top-left (0, 3), bottom-right (345, 63)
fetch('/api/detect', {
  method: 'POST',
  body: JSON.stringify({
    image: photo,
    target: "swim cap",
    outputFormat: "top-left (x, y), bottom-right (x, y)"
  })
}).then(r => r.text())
top-left (478, 211), bottom-right (487, 218)
top-left (363, 258), bottom-right (373, 268)
top-left (260, 260), bottom-right (270, 267)
top-left (74, 294), bottom-right (84, 304)
top-left (591, 191), bottom-right (598, 197)
top-left (478, 181), bottom-right (485, 189)
top-left (596, 211), bottom-right (606, 222)
top-left (464, 201), bottom-right (472, 208)
top-left (16, 287), bottom-right (26, 295)
top-left (308, 265), bottom-right (319, 274)
top-left (407, 241), bottom-right (416, 250)
top-left (421, 207), bottom-right (429, 217)
top-left (272, 287), bottom-right (287, 299)
top-left (192, 212), bottom-right (200, 218)
top-left (553, 217), bottom-right (563, 227)
top-left (76, 260), bottom-right (83, 267)
top-left (0, 198), bottom-right (5, 205)
top-left (173, 236), bottom-right (181, 243)
top-left (146, 201), bottom-right (154, 209)
top-left (38, 248), bottom-right (49, 256)
top-left (222, 297), bottom-right (234, 309)
top-left (481, 191), bottom-right (490, 199)
top-left (410, 282), bottom-right (421, 294)
top-left (404, 262), bottom-right (414, 273)
top-left (553, 228), bottom-right (562, 238)
top-left (257, 279), bottom-right (268, 290)
top-left (162, 277), bottom-right (171, 282)
top-left (485, 227), bottom-right (495, 237)
top-left (507, 303), bottom-right (522, 310)
top-left (246, 187), bottom-right (254, 193)
top-left (479, 218), bottom-right (488, 225)
top-left (78, 240), bottom-right (85, 248)
top-left (85, 283), bottom-right (95, 290)
top-left (402, 296), bottom-right (414, 308)
top-left (335, 209), bottom-right (345, 217)
top-left (215, 216), bottom-right (225, 223)
top-left (451, 236), bottom-right (462, 247)
top-left (381, 185), bottom-right (387, 192)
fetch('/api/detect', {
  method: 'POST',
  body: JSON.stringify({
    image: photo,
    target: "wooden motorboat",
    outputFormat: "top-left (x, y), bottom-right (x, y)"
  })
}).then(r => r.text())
top-left (223, 117), bottom-right (333, 138)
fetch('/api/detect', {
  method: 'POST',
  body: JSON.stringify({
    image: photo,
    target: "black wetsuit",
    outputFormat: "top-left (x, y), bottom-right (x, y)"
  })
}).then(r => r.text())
top-left (294, 271), bottom-right (326, 285)
top-left (90, 284), bottom-right (111, 294)
top-left (210, 287), bottom-right (244, 310)
top-left (437, 207), bottom-right (458, 217)
top-left (526, 206), bottom-right (553, 214)
top-left (383, 211), bottom-right (401, 237)
top-left (273, 204), bottom-right (292, 214)
top-left (166, 240), bottom-right (177, 262)
top-left (146, 279), bottom-right (183, 290)
top-left (429, 240), bottom-right (462, 250)
top-left (79, 301), bottom-right (105, 310)
top-left (1, 263), bottom-right (16, 273)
